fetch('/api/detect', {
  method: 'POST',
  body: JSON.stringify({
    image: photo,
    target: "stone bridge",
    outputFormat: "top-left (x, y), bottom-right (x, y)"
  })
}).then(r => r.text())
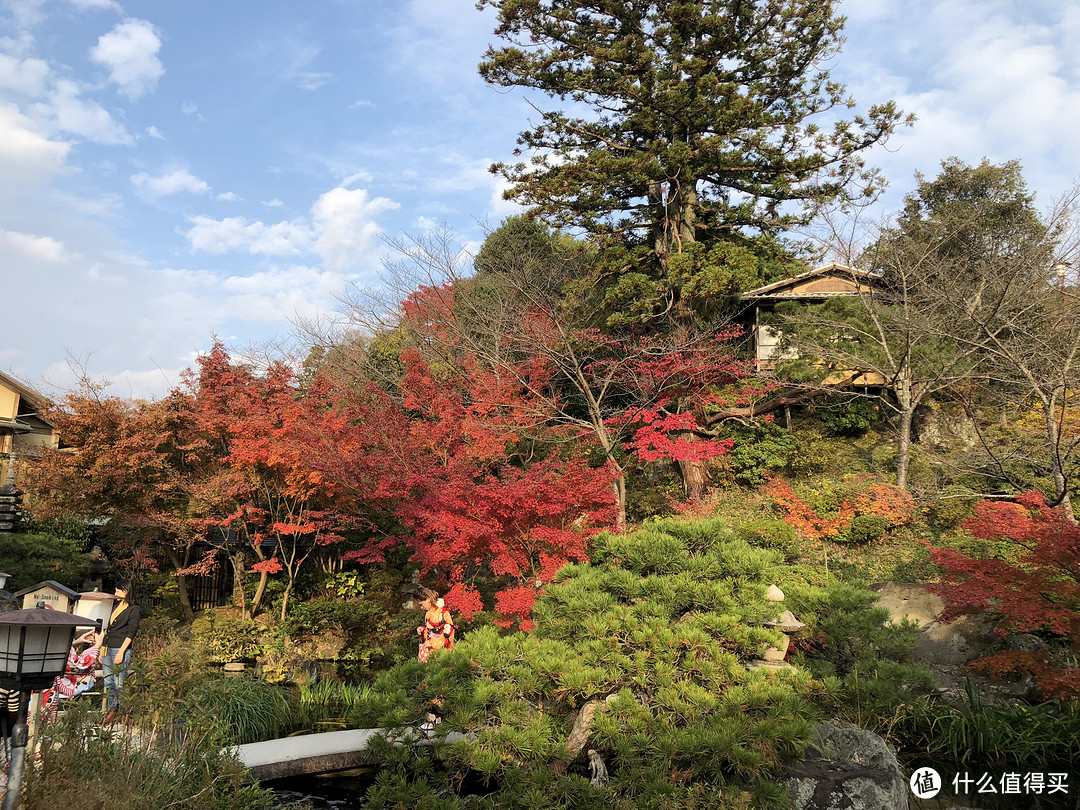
top-left (235, 727), bottom-right (469, 782)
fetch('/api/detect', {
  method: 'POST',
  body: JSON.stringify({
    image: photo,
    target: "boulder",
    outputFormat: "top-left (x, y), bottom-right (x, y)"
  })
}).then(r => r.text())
top-left (785, 720), bottom-right (907, 810)
top-left (869, 583), bottom-right (943, 629)
top-left (869, 583), bottom-right (997, 668)
top-left (1004, 633), bottom-right (1051, 655)
top-left (913, 614), bottom-right (996, 668)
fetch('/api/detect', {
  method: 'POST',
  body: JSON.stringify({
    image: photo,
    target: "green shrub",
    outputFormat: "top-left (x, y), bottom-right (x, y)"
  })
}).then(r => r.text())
top-left (627, 487), bottom-right (676, 522)
top-left (814, 397), bottom-right (878, 437)
top-left (354, 519), bottom-right (834, 809)
top-left (785, 582), bottom-right (932, 736)
top-left (191, 610), bottom-right (264, 663)
top-left (189, 675), bottom-right (293, 744)
top-left (786, 582), bottom-right (922, 678)
top-left (23, 704), bottom-right (278, 810)
top-left (734, 519), bottom-right (798, 556)
top-left (895, 680), bottom-right (1080, 771)
top-left (928, 489), bottom-right (977, 530)
top-left (845, 513), bottom-right (893, 544)
top-left (284, 598), bottom-right (386, 636)
top-left (724, 423), bottom-right (816, 486)
top-left (322, 570), bottom-right (366, 599)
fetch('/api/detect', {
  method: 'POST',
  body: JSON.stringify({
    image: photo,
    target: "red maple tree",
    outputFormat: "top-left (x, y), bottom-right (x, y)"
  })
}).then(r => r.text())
top-left (311, 347), bottom-right (617, 628)
top-left (926, 492), bottom-right (1080, 640)
top-left (184, 342), bottom-right (353, 619)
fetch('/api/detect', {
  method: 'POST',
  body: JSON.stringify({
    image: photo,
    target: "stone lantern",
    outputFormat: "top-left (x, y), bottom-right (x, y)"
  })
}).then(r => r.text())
top-left (0, 606), bottom-right (96, 810)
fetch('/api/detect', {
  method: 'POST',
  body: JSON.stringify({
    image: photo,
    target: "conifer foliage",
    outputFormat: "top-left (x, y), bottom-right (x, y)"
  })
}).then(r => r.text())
top-left (356, 518), bottom-right (913, 809)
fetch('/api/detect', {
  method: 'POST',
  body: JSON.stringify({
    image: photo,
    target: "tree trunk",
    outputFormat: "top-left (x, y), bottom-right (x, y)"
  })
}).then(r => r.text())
top-left (229, 551), bottom-right (248, 617)
top-left (896, 408), bottom-right (913, 491)
top-left (250, 570), bottom-right (270, 615)
top-left (612, 473), bottom-right (627, 531)
top-left (676, 451), bottom-right (709, 501)
top-left (895, 362), bottom-right (915, 491)
top-left (164, 546), bottom-right (195, 622)
top-left (1044, 402), bottom-right (1077, 524)
top-left (279, 580), bottom-right (293, 622)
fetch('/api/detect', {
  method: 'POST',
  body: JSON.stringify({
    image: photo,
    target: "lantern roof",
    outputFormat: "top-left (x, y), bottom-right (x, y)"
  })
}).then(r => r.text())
top-left (0, 607), bottom-right (96, 627)
top-left (13, 580), bottom-right (80, 600)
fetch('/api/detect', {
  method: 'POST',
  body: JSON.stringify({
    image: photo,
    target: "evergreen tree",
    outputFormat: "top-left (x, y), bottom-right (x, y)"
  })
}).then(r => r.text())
top-left (478, 0), bottom-right (908, 335)
top-left (356, 517), bottom-right (924, 809)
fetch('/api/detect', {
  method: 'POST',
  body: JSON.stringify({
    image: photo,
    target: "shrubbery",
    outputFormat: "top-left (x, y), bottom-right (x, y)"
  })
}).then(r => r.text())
top-left (734, 519), bottom-right (798, 556)
top-left (847, 513), bottom-right (893, 544)
top-left (23, 704), bottom-right (278, 810)
top-left (349, 518), bottom-right (925, 809)
top-left (284, 597), bottom-right (385, 636)
top-left (190, 610), bottom-right (264, 663)
top-left (722, 423), bottom-right (818, 486)
top-left (814, 397), bottom-right (879, 437)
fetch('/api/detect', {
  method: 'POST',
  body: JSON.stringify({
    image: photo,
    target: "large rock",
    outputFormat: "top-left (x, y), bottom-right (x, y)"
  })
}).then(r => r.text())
top-left (914, 402), bottom-right (979, 452)
top-left (913, 614), bottom-right (996, 668)
top-left (869, 583), bottom-right (996, 668)
top-left (870, 583), bottom-right (944, 629)
top-left (785, 720), bottom-right (907, 810)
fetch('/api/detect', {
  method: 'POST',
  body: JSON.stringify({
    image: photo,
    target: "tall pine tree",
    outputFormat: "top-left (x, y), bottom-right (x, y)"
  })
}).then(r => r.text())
top-left (479, 0), bottom-right (908, 496)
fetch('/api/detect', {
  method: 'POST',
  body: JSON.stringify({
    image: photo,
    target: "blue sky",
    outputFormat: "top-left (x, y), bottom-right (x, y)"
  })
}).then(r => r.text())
top-left (3, 0), bottom-right (1079, 399)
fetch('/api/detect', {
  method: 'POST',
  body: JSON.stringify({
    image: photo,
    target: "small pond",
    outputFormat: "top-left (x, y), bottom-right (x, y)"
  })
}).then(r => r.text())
top-left (269, 772), bottom-right (373, 809)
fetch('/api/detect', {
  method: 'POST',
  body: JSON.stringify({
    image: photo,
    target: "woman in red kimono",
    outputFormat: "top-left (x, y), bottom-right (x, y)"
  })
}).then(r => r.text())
top-left (41, 630), bottom-right (100, 722)
top-left (417, 597), bottom-right (456, 663)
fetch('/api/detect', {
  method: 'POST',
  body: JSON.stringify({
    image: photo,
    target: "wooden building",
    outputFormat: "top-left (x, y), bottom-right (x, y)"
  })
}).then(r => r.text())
top-left (740, 263), bottom-right (887, 386)
top-left (0, 370), bottom-right (58, 485)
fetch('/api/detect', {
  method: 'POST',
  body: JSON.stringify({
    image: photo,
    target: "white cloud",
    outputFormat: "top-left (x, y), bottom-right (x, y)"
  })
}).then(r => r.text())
top-left (0, 227), bottom-right (67, 262)
top-left (184, 184), bottom-right (398, 272)
top-left (297, 72), bottom-right (331, 91)
top-left (340, 170), bottom-right (373, 187)
top-left (835, 0), bottom-right (1080, 212)
top-left (158, 264), bottom-right (350, 325)
top-left (131, 169), bottom-right (211, 198)
top-left (68, 0), bottom-right (121, 10)
top-left (263, 198), bottom-right (284, 208)
top-left (90, 19), bottom-right (165, 101)
top-left (30, 78), bottom-right (133, 144)
top-left (185, 215), bottom-right (315, 255)
top-left (0, 53), bottom-right (49, 95)
top-left (488, 173), bottom-right (520, 218)
top-left (250, 33), bottom-right (333, 91)
top-left (216, 191), bottom-right (241, 202)
top-left (4, 0), bottom-right (47, 29)
top-left (145, 124), bottom-right (163, 139)
top-left (312, 186), bottom-right (398, 271)
top-left (102, 367), bottom-right (186, 400)
top-left (0, 102), bottom-right (70, 184)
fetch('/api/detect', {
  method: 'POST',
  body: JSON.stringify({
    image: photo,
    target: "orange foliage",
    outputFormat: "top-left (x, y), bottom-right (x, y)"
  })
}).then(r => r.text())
top-left (766, 478), bottom-right (915, 542)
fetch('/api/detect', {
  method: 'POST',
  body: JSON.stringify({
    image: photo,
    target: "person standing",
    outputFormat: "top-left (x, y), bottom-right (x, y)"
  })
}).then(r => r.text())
top-left (100, 580), bottom-right (140, 725)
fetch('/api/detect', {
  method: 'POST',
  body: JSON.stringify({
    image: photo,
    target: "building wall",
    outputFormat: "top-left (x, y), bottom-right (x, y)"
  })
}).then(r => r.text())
top-left (0, 385), bottom-right (18, 421)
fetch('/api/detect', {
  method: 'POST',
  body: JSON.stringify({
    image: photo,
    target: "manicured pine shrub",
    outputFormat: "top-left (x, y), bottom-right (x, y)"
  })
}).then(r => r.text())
top-left (352, 518), bottom-right (919, 809)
